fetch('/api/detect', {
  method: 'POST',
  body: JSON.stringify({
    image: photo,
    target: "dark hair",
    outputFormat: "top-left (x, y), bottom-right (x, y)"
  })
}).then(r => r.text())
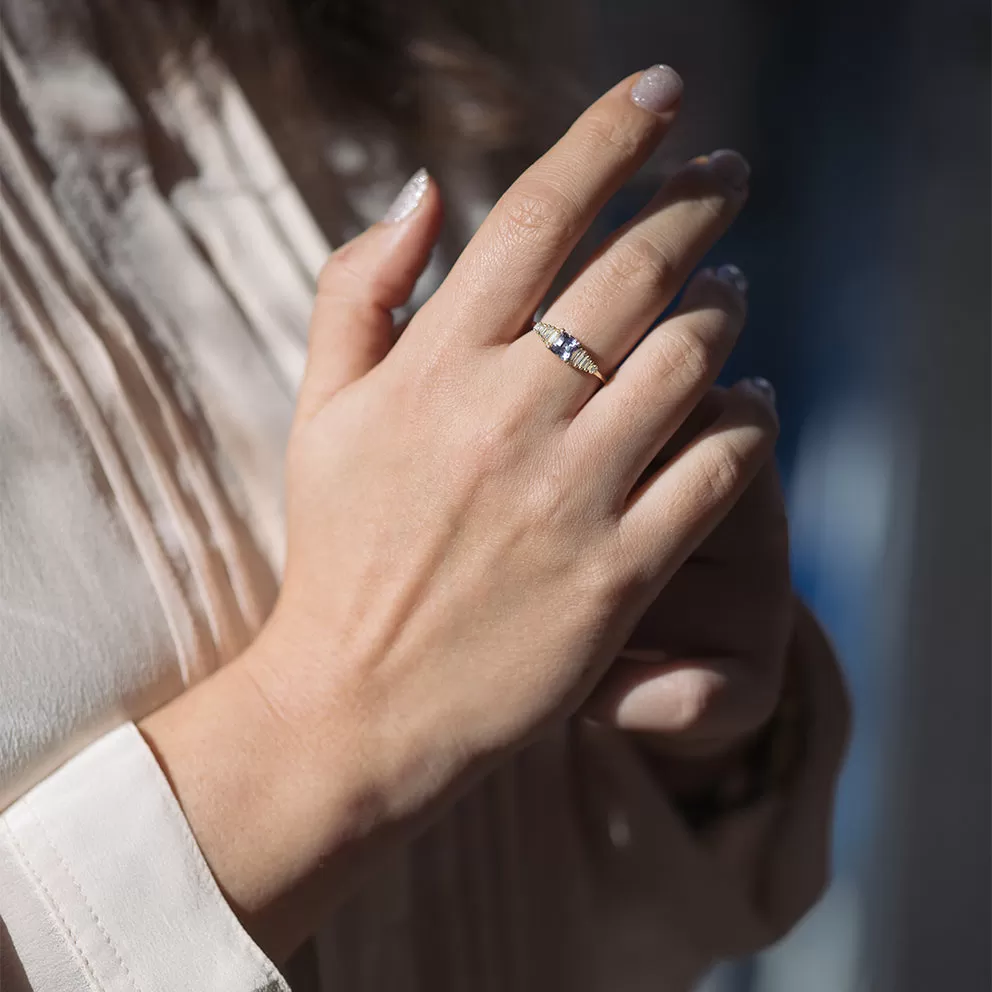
top-left (181, 0), bottom-right (589, 248)
top-left (194, 0), bottom-right (566, 153)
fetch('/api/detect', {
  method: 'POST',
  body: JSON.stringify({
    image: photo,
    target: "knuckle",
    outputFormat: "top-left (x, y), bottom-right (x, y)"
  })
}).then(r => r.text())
top-left (652, 326), bottom-right (713, 388)
top-left (522, 470), bottom-right (570, 530)
top-left (581, 113), bottom-right (643, 160)
top-left (316, 244), bottom-right (363, 296)
top-left (601, 233), bottom-right (674, 290)
top-left (698, 435), bottom-right (750, 503)
top-left (498, 181), bottom-right (578, 251)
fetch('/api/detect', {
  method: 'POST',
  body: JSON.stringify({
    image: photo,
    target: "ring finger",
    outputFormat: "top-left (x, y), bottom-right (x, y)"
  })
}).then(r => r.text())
top-left (513, 150), bottom-right (750, 409)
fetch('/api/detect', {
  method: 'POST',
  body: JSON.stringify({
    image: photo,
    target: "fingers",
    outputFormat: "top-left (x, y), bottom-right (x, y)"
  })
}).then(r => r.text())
top-left (295, 170), bottom-right (442, 425)
top-left (761, 601), bottom-right (851, 934)
top-left (575, 267), bottom-right (752, 487)
top-left (432, 66), bottom-right (684, 344)
top-left (618, 380), bottom-right (779, 583)
top-left (583, 655), bottom-right (779, 748)
top-left (524, 151), bottom-right (750, 406)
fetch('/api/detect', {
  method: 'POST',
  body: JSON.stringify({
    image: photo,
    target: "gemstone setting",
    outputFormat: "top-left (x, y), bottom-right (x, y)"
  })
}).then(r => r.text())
top-left (548, 331), bottom-right (581, 363)
top-left (532, 320), bottom-right (605, 383)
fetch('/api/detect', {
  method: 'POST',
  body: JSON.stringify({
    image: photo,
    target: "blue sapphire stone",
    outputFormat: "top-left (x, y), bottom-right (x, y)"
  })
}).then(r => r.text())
top-left (549, 332), bottom-right (580, 362)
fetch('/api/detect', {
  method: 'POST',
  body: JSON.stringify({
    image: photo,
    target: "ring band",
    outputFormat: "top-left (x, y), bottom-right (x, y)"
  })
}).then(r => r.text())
top-left (532, 321), bottom-right (606, 384)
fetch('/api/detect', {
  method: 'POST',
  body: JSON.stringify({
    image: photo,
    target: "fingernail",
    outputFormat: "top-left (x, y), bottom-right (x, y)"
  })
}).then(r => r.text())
top-left (715, 263), bottom-right (749, 296)
top-left (383, 167), bottom-right (429, 223)
top-left (630, 65), bottom-right (683, 116)
top-left (706, 148), bottom-right (750, 190)
top-left (739, 376), bottom-right (777, 409)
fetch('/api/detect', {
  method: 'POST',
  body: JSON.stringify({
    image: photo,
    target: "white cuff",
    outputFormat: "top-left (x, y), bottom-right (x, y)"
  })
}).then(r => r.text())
top-left (0, 723), bottom-right (289, 992)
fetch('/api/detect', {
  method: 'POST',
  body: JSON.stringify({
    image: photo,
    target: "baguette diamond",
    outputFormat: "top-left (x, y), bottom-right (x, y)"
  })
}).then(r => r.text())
top-left (532, 321), bottom-right (605, 384)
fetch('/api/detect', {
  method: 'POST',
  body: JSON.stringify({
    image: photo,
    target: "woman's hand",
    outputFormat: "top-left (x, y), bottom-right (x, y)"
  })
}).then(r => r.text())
top-left (572, 389), bottom-right (850, 967)
top-left (570, 601), bottom-right (850, 969)
top-left (142, 66), bottom-right (778, 959)
top-left (585, 387), bottom-right (798, 810)
top-left (588, 387), bottom-right (792, 761)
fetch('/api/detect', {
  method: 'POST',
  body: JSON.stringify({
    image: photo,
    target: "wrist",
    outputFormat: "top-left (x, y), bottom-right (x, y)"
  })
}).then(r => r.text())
top-left (139, 639), bottom-right (391, 961)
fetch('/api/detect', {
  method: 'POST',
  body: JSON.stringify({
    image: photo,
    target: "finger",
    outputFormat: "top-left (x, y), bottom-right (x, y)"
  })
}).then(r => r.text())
top-left (685, 455), bottom-right (787, 563)
top-left (625, 487), bottom-right (789, 656)
top-left (583, 656), bottom-right (779, 749)
top-left (571, 722), bottom-right (764, 948)
top-left (619, 380), bottom-right (779, 582)
top-left (432, 66), bottom-right (684, 345)
top-left (622, 462), bottom-right (791, 670)
top-left (525, 150), bottom-right (749, 406)
top-left (295, 169), bottom-right (442, 424)
top-left (574, 266), bottom-right (752, 490)
top-left (761, 601), bottom-right (851, 935)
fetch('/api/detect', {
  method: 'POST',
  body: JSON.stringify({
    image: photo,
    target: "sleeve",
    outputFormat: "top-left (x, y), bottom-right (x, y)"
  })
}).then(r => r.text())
top-left (0, 723), bottom-right (290, 992)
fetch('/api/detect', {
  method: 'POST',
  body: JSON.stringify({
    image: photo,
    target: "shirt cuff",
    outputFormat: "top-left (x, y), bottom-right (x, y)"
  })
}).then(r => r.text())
top-left (0, 722), bottom-right (289, 992)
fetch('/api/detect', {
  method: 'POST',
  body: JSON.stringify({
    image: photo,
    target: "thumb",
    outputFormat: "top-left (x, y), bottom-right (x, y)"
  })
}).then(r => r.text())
top-left (583, 652), bottom-right (777, 753)
top-left (296, 168), bottom-right (442, 423)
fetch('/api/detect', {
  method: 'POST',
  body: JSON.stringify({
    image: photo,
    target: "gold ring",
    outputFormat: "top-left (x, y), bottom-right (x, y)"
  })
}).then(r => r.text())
top-left (532, 321), bottom-right (606, 384)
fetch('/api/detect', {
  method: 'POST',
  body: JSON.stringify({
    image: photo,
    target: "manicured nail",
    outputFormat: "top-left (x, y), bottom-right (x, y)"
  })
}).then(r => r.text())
top-left (715, 263), bottom-right (749, 295)
top-left (383, 167), bottom-right (429, 223)
top-left (739, 376), bottom-right (777, 409)
top-left (706, 148), bottom-right (750, 190)
top-left (630, 65), bottom-right (683, 116)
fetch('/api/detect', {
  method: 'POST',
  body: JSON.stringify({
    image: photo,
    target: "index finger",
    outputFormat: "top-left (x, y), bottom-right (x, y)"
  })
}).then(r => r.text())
top-left (433, 65), bottom-right (684, 345)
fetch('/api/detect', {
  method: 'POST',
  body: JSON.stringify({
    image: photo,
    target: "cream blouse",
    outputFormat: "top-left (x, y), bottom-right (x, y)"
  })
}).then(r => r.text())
top-left (0, 3), bottom-right (790, 990)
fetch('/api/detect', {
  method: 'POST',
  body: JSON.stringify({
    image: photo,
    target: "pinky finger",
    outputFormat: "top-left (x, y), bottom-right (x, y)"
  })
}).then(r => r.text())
top-left (619, 379), bottom-right (779, 585)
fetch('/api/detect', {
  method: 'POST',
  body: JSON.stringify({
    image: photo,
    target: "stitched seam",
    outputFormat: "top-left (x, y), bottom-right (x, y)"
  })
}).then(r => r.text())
top-left (23, 800), bottom-right (143, 992)
top-left (157, 776), bottom-right (286, 992)
top-left (170, 808), bottom-right (287, 987)
top-left (2, 818), bottom-right (107, 992)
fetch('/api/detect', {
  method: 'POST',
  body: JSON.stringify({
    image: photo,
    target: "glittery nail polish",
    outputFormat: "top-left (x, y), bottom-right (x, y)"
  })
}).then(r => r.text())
top-left (716, 263), bottom-right (749, 295)
top-left (383, 168), bottom-right (429, 223)
top-left (630, 65), bottom-right (683, 116)
top-left (739, 376), bottom-right (777, 409)
top-left (748, 377), bottom-right (776, 407)
top-left (706, 149), bottom-right (751, 190)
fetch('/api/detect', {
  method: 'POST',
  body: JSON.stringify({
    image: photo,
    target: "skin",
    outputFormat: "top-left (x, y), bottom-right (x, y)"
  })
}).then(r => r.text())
top-left (141, 70), bottom-right (850, 965)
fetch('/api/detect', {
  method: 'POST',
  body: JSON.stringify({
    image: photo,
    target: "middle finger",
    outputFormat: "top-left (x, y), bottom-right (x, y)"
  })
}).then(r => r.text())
top-left (431, 66), bottom-right (685, 345)
top-left (512, 151), bottom-right (750, 410)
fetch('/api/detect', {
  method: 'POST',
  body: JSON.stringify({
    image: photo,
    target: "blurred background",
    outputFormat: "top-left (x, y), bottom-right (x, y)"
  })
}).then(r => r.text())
top-left (570, 1), bottom-right (991, 989)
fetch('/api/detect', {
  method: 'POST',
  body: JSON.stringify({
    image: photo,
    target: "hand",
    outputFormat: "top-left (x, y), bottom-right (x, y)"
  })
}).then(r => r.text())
top-left (142, 66), bottom-right (778, 959)
top-left (570, 601), bottom-right (850, 968)
top-left (585, 387), bottom-right (795, 809)
top-left (588, 387), bottom-right (792, 763)
top-left (573, 393), bottom-right (850, 966)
